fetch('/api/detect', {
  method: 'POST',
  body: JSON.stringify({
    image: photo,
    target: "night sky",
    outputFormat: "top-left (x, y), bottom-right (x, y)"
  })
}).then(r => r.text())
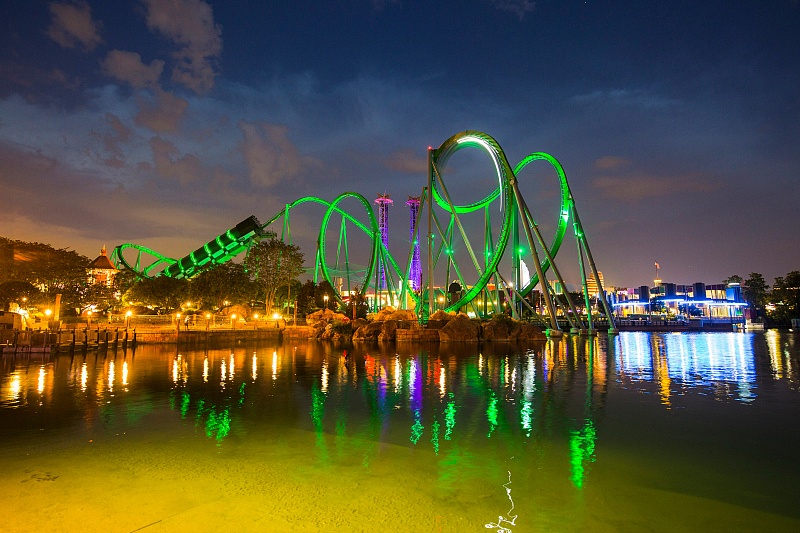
top-left (1, 0), bottom-right (798, 289)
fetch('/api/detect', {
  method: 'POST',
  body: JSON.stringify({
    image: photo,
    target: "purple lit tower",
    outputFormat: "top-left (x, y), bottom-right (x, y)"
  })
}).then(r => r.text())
top-left (375, 194), bottom-right (394, 290)
top-left (406, 196), bottom-right (421, 291)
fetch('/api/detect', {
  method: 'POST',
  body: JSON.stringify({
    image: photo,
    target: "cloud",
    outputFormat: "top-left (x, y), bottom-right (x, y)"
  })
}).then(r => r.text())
top-left (571, 89), bottom-right (678, 109)
top-left (102, 50), bottom-right (164, 89)
top-left (592, 174), bottom-right (719, 201)
top-left (46, 1), bottom-right (103, 51)
top-left (142, 0), bottom-right (222, 94)
top-left (594, 156), bottom-right (630, 171)
top-left (134, 90), bottom-right (189, 133)
top-left (238, 121), bottom-right (321, 188)
top-left (383, 149), bottom-right (427, 174)
top-left (487, 0), bottom-right (536, 20)
top-left (101, 113), bottom-right (132, 159)
top-left (149, 136), bottom-right (202, 185)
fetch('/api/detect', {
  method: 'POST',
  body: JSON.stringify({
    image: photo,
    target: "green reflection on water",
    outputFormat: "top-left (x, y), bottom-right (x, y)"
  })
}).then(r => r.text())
top-left (444, 393), bottom-right (456, 440)
top-left (569, 419), bottom-right (596, 489)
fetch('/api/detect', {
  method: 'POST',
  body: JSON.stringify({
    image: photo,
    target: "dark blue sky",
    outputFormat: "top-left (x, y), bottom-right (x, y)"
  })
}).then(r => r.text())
top-left (1, 0), bottom-right (798, 288)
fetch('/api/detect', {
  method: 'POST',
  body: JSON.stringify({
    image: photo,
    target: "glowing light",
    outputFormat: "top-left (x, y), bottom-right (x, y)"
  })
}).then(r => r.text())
top-left (272, 350), bottom-right (278, 380)
top-left (122, 361), bottom-right (128, 387)
top-left (229, 354), bottom-right (235, 380)
top-left (485, 471), bottom-right (518, 531)
top-left (37, 366), bottom-right (45, 394)
top-left (108, 361), bottom-right (115, 392)
top-left (321, 358), bottom-right (329, 394)
top-left (80, 363), bottom-right (87, 392)
top-left (9, 373), bottom-right (21, 402)
top-left (251, 353), bottom-right (258, 381)
top-left (203, 357), bottom-right (209, 383)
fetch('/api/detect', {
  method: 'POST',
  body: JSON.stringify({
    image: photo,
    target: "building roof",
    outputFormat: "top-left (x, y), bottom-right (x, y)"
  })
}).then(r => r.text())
top-left (88, 245), bottom-right (117, 270)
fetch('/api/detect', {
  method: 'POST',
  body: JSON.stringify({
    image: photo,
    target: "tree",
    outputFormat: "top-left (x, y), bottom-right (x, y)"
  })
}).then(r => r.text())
top-left (243, 239), bottom-right (305, 314)
top-left (0, 281), bottom-right (39, 311)
top-left (722, 274), bottom-right (743, 286)
top-left (344, 286), bottom-right (369, 320)
top-left (315, 280), bottom-right (335, 309)
top-left (125, 275), bottom-right (190, 313)
top-left (275, 279), bottom-right (303, 314)
top-left (296, 279), bottom-right (317, 316)
top-left (743, 272), bottom-right (769, 314)
top-left (771, 271), bottom-right (800, 320)
top-left (0, 237), bottom-right (91, 314)
top-left (190, 262), bottom-right (253, 311)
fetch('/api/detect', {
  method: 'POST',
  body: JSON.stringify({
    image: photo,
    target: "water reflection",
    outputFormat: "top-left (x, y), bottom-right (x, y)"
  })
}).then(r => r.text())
top-left (1, 333), bottom-right (799, 472)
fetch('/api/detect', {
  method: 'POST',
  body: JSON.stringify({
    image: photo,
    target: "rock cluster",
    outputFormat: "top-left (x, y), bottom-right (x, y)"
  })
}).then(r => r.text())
top-left (305, 308), bottom-right (351, 341)
top-left (348, 307), bottom-right (546, 342)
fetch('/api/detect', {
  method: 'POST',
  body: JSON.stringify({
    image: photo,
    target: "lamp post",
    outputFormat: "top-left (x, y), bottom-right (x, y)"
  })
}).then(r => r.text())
top-left (205, 313), bottom-right (211, 331)
top-left (231, 314), bottom-right (236, 330)
top-left (324, 294), bottom-right (329, 310)
top-left (272, 312), bottom-right (280, 328)
top-left (87, 310), bottom-right (92, 328)
top-left (125, 310), bottom-right (132, 329)
top-left (253, 313), bottom-right (259, 330)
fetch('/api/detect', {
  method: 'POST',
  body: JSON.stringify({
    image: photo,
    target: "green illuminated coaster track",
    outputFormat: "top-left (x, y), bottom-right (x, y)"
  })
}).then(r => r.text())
top-left (111, 216), bottom-right (273, 279)
top-left (111, 130), bottom-right (616, 334)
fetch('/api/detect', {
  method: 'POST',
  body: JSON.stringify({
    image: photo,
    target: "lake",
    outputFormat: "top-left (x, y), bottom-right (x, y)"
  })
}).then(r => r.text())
top-left (1, 331), bottom-right (799, 532)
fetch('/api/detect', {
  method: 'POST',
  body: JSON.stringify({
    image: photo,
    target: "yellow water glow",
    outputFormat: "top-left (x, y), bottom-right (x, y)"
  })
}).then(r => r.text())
top-left (37, 366), bottom-right (45, 395)
top-left (80, 363), bottom-right (87, 392)
top-left (108, 361), bottom-right (115, 392)
top-left (203, 357), bottom-right (209, 383)
top-left (251, 353), bottom-right (257, 381)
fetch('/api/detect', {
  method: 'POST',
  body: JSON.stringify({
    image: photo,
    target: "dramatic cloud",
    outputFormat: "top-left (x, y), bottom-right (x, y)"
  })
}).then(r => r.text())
top-left (149, 136), bottom-right (202, 185)
top-left (238, 121), bottom-right (321, 189)
top-left (46, 1), bottom-right (102, 51)
top-left (142, 0), bottom-right (222, 94)
top-left (102, 50), bottom-right (164, 89)
top-left (134, 90), bottom-right (189, 133)
top-left (593, 174), bottom-right (719, 202)
top-left (488, 0), bottom-right (536, 20)
top-left (100, 112), bottom-right (132, 159)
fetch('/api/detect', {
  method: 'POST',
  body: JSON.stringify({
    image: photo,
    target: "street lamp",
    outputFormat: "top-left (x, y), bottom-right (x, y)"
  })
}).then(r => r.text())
top-left (231, 313), bottom-right (237, 330)
top-left (272, 312), bottom-right (280, 328)
top-left (205, 313), bottom-right (211, 331)
top-left (125, 310), bottom-right (132, 329)
top-left (324, 294), bottom-right (329, 310)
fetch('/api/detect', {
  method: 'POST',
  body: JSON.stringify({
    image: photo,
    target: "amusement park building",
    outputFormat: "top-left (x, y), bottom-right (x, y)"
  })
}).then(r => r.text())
top-left (609, 281), bottom-right (747, 319)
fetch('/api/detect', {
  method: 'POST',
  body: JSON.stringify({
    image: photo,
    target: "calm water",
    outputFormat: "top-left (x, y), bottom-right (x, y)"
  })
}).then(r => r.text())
top-left (1, 331), bottom-right (799, 532)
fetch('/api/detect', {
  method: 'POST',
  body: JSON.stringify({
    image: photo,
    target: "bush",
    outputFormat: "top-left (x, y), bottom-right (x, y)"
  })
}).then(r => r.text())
top-left (330, 320), bottom-right (353, 335)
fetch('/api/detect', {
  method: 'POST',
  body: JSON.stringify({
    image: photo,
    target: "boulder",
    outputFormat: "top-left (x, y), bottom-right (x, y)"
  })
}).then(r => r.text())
top-left (375, 306), bottom-right (398, 321)
top-left (306, 308), bottom-right (348, 327)
top-left (481, 318), bottom-right (513, 341)
top-left (439, 314), bottom-right (480, 342)
top-left (377, 320), bottom-right (399, 342)
top-left (513, 322), bottom-right (547, 341)
top-left (353, 321), bottom-right (383, 341)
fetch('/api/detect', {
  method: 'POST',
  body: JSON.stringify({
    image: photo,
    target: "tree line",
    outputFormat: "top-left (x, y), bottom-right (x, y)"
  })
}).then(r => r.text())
top-left (0, 236), bottom-right (341, 318)
top-left (724, 272), bottom-right (800, 323)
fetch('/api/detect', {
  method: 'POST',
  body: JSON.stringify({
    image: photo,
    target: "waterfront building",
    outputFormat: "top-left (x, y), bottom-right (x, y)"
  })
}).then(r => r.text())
top-left (610, 280), bottom-right (747, 319)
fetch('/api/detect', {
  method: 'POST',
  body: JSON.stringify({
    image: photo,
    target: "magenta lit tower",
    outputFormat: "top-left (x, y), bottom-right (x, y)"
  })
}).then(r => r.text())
top-left (374, 193), bottom-right (394, 290)
top-left (406, 196), bottom-right (421, 291)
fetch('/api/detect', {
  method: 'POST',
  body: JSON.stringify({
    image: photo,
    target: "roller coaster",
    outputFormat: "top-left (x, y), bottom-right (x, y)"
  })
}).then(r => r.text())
top-left (111, 130), bottom-right (616, 335)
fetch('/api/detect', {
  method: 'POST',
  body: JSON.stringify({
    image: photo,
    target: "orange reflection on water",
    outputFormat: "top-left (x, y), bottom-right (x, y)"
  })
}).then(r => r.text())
top-left (37, 366), bottom-right (45, 395)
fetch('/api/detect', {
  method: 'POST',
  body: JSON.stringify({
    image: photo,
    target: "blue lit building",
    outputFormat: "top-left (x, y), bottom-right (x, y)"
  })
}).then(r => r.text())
top-left (610, 281), bottom-right (747, 319)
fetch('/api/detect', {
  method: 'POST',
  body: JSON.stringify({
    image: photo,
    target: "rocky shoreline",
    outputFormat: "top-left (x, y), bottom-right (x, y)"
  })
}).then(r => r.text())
top-left (302, 307), bottom-right (547, 343)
